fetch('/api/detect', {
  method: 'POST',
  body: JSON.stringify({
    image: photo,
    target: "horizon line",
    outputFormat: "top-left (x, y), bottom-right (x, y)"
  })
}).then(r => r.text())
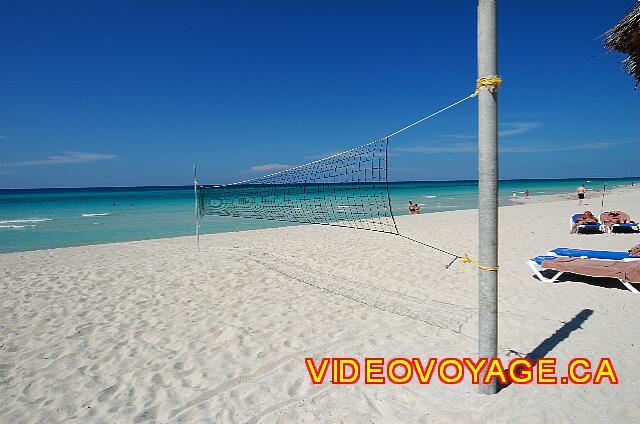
top-left (1, 176), bottom-right (638, 191)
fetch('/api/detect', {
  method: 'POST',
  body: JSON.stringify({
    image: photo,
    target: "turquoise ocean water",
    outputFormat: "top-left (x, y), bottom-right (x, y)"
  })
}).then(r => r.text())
top-left (1, 178), bottom-right (637, 254)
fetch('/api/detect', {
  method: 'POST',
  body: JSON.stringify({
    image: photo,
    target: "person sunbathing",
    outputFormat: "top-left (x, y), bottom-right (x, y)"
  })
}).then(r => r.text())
top-left (575, 211), bottom-right (597, 224)
top-left (600, 211), bottom-right (637, 232)
top-left (603, 211), bottom-right (633, 224)
top-left (570, 211), bottom-right (599, 234)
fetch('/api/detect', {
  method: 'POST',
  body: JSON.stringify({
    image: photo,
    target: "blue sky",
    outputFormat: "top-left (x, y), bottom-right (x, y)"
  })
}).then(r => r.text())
top-left (0, 0), bottom-right (638, 188)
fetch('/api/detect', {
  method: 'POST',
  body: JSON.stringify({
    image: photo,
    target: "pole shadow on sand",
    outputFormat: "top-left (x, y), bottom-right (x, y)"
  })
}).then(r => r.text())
top-left (498, 308), bottom-right (594, 392)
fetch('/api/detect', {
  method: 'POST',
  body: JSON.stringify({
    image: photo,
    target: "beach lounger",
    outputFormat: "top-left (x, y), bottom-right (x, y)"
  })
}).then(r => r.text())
top-left (600, 211), bottom-right (639, 233)
top-left (609, 223), bottom-right (640, 233)
top-left (570, 214), bottom-right (605, 234)
top-left (546, 247), bottom-right (640, 261)
top-left (527, 255), bottom-right (640, 293)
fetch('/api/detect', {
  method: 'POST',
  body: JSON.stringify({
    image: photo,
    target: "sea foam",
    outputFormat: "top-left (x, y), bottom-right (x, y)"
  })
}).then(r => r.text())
top-left (0, 224), bottom-right (36, 229)
top-left (0, 218), bottom-right (52, 224)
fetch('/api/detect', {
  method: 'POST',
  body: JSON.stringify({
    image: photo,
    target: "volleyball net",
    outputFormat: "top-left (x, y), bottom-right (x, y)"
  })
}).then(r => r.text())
top-left (197, 137), bottom-right (398, 235)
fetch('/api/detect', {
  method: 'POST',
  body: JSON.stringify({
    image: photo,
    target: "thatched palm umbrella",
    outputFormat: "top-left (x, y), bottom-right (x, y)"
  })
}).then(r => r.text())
top-left (605, 1), bottom-right (640, 89)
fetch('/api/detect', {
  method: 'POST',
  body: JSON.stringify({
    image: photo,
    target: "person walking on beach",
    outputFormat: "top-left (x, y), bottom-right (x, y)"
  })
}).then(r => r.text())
top-left (524, 190), bottom-right (530, 199)
top-left (577, 184), bottom-right (586, 205)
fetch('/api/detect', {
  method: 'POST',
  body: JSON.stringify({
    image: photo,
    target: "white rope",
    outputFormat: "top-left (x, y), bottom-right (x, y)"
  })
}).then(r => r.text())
top-left (384, 93), bottom-right (476, 139)
top-left (223, 93), bottom-right (476, 186)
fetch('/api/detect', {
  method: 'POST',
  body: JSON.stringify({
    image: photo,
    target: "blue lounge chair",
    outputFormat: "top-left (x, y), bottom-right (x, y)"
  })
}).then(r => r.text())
top-left (547, 247), bottom-right (639, 260)
top-left (610, 223), bottom-right (640, 233)
top-left (570, 214), bottom-right (605, 234)
top-left (527, 249), bottom-right (640, 292)
top-left (607, 220), bottom-right (640, 233)
top-left (600, 211), bottom-right (640, 233)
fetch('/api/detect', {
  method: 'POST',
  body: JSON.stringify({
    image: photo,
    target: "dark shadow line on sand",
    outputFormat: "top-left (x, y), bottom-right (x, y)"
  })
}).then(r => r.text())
top-left (498, 308), bottom-right (593, 392)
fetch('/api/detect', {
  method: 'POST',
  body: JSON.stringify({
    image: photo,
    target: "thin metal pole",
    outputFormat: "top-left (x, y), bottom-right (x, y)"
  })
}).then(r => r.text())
top-left (478, 0), bottom-right (499, 395)
top-left (193, 164), bottom-right (200, 251)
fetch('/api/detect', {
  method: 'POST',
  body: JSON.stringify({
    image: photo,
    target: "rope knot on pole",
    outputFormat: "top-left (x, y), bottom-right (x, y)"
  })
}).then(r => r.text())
top-left (473, 75), bottom-right (503, 96)
top-left (462, 254), bottom-right (499, 272)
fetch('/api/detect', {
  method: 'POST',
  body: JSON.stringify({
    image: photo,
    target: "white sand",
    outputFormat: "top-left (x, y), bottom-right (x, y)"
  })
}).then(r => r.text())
top-left (2, 188), bottom-right (640, 423)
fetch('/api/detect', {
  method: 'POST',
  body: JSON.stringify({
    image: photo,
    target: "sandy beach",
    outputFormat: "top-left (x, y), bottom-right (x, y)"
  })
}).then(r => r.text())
top-left (2, 187), bottom-right (640, 423)
top-left (3, 0), bottom-right (638, 421)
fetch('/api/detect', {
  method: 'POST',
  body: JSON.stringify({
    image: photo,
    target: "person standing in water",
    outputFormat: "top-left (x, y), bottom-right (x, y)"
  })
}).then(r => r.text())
top-left (577, 184), bottom-right (586, 205)
top-left (408, 201), bottom-right (421, 214)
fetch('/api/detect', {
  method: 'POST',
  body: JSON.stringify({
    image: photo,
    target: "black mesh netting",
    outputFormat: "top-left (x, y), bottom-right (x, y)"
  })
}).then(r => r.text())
top-left (198, 138), bottom-right (398, 234)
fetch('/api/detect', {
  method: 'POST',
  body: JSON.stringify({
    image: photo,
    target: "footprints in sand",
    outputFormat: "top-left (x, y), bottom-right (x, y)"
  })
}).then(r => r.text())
top-left (97, 384), bottom-right (118, 403)
top-left (65, 323), bottom-right (96, 339)
top-left (1, 241), bottom-right (475, 424)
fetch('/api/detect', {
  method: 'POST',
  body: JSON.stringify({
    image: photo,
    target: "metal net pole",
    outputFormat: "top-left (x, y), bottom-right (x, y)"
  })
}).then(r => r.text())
top-left (477, 0), bottom-right (499, 395)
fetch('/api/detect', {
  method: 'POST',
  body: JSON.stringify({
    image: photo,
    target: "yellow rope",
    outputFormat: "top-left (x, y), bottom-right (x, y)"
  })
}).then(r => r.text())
top-left (473, 75), bottom-right (502, 96)
top-left (461, 254), bottom-right (499, 272)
